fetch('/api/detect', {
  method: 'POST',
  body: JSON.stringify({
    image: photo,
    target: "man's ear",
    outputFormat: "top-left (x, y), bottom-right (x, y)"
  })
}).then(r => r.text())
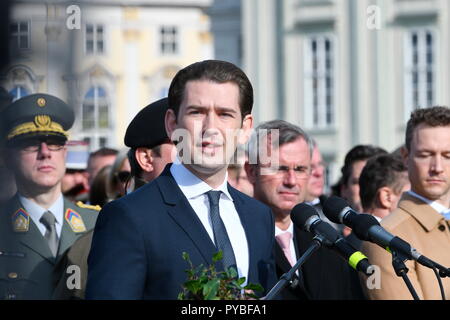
top-left (377, 186), bottom-right (393, 209)
top-left (238, 114), bottom-right (254, 145)
top-left (165, 109), bottom-right (177, 142)
top-left (244, 162), bottom-right (257, 185)
top-left (135, 147), bottom-right (154, 173)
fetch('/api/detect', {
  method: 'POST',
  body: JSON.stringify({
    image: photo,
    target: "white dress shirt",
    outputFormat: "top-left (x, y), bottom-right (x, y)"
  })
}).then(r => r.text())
top-left (170, 161), bottom-right (250, 282)
top-left (19, 193), bottom-right (64, 237)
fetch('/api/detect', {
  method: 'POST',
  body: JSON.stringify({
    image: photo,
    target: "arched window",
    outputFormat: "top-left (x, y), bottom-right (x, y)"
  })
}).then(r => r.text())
top-left (82, 86), bottom-right (109, 130)
top-left (81, 86), bottom-right (110, 150)
top-left (9, 85), bottom-right (29, 101)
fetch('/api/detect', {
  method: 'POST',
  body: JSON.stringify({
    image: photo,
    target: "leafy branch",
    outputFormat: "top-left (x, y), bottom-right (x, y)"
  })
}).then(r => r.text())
top-left (178, 251), bottom-right (263, 300)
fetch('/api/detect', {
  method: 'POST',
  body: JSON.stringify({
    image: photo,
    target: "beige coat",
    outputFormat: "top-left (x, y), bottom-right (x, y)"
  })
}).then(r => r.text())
top-left (361, 193), bottom-right (450, 300)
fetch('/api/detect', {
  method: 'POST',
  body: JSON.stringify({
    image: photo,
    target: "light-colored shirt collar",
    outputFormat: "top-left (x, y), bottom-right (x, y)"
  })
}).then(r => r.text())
top-left (170, 160), bottom-right (233, 201)
top-left (407, 190), bottom-right (449, 215)
top-left (306, 198), bottom-right (320, 206)
top-left (18, 193), bottom-right (64, 227)
top-left (275, 221), bottom-right (294, 236)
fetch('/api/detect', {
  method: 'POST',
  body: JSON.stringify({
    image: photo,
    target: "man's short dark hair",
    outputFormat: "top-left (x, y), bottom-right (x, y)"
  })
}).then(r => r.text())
top-left (341, 145), bottom-right (387, 186)
top-left (359, 154), bottom-right (408, 211)
top-left (405, 106), bottom-right (450, 151)
top-left (168, 60), bottom-right (253, 119)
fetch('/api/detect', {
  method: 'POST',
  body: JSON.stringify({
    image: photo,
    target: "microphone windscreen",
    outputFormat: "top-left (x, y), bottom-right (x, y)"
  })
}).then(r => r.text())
top-left (290, 202), bottom-right (318, 230)
top-left (322, 195), bottom-right (350, 224)
top-left (351, 214), bottom-right (380, 241)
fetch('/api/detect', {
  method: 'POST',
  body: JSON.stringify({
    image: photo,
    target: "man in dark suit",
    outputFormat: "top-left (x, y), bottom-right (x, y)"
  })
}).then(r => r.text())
top-left (245, 120), bottom-right (364, 300)
top-left (0, 93), bottom-right (98, 299)
top-left (86, 60), bottom-right (278, 300)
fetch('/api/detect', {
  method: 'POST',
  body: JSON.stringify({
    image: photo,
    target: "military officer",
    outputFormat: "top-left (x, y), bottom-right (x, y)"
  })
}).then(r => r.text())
top-left (0, 93), bottom-right (98, 300)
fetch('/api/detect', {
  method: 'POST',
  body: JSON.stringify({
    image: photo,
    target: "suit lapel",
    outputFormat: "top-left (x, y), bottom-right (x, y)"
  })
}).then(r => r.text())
top-left (7, 195), bottom-right (55, 264)
top-left (156, 166), bottom-right (218, 266)
top-left (228, 186), bottom-right (257, 281)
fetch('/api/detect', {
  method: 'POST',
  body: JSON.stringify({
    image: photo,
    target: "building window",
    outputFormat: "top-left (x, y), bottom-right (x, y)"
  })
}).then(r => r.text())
top-left (304, 35), bottom-right (335, 129)
top-left (86, 24), bottom-right (104, 54)
top-left (82, 86), bottom-right (109, 149)
top-left (404, 29), bottom-right (435, 119)
top-left (10, 21), bottom-right (30, 50)
top-left (9, 85), bottom-right (29, 101)
top-left (160, 26), bottom-right (178, 55)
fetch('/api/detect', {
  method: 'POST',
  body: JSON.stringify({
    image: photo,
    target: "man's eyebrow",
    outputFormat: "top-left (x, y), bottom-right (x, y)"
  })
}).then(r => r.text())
top-left (186, 105), bottom-right (238, 113)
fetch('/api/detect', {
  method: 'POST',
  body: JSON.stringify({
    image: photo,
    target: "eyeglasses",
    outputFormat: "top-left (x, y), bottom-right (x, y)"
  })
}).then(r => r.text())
top-left (116, 171), bottom-right (131, 183)
top-left (259, 164), bottom-right (311, 179)
top-left (16, 139), bottom-right (66, 153)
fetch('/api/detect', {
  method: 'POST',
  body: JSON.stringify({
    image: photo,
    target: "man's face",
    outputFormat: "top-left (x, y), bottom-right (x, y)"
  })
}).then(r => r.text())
top-left (148, 142), bottom-right (176, 182)
top-left (87, 154), bottom-right (117, 185)
top-left (166, 80), bottom-right (253, 176)
top-left (341, 160), bottom-right (367, 212)
top-left (8, 138), bottom-right (67, 192)
top-left (61, 169), bottom-right (89, 195)
top-left (403, 124), bottom-right (450, 206)
top-left (247, 137), bottom-right (311, 218)
top-left (306, 146), bottom-right (325, 201)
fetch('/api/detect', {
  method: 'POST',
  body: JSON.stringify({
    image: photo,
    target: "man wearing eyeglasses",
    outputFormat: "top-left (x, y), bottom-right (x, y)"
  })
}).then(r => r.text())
top-left (245, 120), bottom-right (364, 300)
top-left (0, 93), bottom-right (98, 299)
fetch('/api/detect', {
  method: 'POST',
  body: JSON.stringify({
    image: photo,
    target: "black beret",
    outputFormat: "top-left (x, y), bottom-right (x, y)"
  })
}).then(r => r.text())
top-left (124, 97), bottom-right (170, 149)
top-left (0, 93), bottom-right (74, 143)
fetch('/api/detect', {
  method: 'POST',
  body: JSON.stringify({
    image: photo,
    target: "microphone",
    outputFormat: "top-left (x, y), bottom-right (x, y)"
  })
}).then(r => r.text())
top-left (291, 203), bottom-right (374, 276)
top-left (322, 196), bottom-right (435, 268)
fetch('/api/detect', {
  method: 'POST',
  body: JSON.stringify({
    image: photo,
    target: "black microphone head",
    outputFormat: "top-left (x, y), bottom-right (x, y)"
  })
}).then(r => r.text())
top-left (351, 214), bottom-right (380, 241)
top-left (290, 202), bottom-right (319, 231)
top-left (322, 195), bottom-right (351, 224)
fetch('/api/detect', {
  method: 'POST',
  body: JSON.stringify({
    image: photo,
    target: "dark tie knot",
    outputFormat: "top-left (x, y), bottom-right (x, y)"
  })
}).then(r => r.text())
top-left (40, 211), bottom-right (56, 230)
top-left (206, 190), bottom-right (222, 207)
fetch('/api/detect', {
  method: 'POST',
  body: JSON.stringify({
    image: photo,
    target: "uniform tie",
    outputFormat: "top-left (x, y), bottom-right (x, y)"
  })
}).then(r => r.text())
top-left (40, 211), bottom-right (59, 257)
top-left (206, 190), bottom-right (237, 272)
top-left (276, 231), bottom-right (295, 267)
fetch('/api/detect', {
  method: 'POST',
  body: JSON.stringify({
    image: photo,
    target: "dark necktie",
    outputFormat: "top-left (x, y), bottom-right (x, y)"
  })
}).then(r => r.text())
top-left (40, 211), bottom-right (59, 257)
top-left (206, 190), bottom-right (237, 272)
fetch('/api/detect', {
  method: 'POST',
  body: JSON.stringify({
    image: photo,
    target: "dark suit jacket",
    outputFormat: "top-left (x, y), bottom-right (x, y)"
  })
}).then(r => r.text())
top-left (0, 194), bottom-right (98, 299)
top-left (86, 165), bottom-right (278, 300)
top-left (274, 225), bottom-right (365, 300)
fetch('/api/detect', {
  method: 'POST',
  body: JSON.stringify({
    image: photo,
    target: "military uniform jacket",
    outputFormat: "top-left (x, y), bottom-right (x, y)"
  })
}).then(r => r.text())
top-left (361, 193), bottom-right (450, 300)
top-left (0, 194), bottom-right (98, 300)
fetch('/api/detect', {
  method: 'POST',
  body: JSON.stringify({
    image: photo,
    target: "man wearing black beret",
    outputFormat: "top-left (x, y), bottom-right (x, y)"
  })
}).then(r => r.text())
top-left (0, 93), bottom-right (99, 299)
top-left (53, 97), bottom-right (174, 299)
top-left (124, 97), bottom-right (175, 190)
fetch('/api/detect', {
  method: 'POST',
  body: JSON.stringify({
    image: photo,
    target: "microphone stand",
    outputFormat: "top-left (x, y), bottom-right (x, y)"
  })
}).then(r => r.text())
top-left (263, 235), bottom-right (326, 300)
top-left (391, 251), bottom-right (420, 300)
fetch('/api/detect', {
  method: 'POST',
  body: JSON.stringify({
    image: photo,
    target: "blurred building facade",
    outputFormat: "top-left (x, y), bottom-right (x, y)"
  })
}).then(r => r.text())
top-left (1, 0), bottom-right (213, 151)
top-left (242, 0), bottom-right (450, 188)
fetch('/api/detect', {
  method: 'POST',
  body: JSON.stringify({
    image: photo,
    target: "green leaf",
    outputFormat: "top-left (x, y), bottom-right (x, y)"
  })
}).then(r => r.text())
top-left (226, 266), bottom-right (238, 278)
top-left (203, 279), bottom-right (220, 300)
top-left (185, 280), bottom-right (202, 294)
top-left (182, 252), bottom-right (190, 261)
top-left (212, 250), bottom-right (223, 262)
top-left (244, 282), bottom-right (264, 293)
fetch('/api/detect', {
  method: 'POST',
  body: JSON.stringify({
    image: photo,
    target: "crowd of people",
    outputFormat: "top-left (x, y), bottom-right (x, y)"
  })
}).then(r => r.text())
top-left (0, 59), bottom-right (449, 300)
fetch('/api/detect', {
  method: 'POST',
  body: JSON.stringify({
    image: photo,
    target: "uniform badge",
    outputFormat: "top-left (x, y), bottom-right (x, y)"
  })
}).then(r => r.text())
top-left (65, 209), bottom-right (86, 233)
top-left (37, 97), bottom-right (46, 107)
top-left (12, 208), bottom-right (29, 232)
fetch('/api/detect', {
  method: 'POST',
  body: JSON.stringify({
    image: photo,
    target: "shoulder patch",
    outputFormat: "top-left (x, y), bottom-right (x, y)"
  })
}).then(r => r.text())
top-left (65, 208), bottom-right (87, 233)
top-left (12, 208), bottom-right (29, 232)
top-left (76, 201), bottom-right (101, 211)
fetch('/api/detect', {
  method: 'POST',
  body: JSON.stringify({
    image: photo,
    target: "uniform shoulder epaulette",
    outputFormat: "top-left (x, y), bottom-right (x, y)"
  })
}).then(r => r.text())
top-left (76, 201), bottom-right (101, 211)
